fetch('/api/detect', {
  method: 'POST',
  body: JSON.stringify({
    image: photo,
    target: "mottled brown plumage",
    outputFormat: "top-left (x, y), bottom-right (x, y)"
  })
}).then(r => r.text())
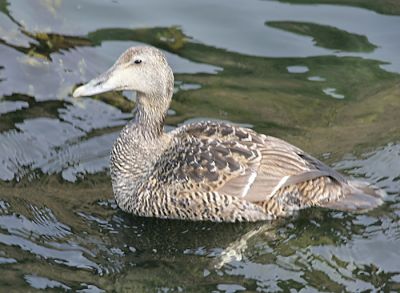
top-left (73, 46), bottom-right (386, 222)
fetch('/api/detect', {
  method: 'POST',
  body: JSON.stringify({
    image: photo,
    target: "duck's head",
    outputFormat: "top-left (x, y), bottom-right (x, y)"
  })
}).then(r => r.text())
top-left (73, 46), bottom-right (174, 99)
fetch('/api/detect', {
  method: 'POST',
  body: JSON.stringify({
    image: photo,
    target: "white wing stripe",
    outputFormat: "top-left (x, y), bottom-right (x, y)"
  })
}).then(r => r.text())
top-left (240, 171), bottom-right (258, 197)
top-left (269, 175), bottom-right (290, 197)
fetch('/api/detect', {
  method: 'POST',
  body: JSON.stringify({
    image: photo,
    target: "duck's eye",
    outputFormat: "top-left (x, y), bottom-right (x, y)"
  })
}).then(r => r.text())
top-left (134, 59), bottom-right (142, 64)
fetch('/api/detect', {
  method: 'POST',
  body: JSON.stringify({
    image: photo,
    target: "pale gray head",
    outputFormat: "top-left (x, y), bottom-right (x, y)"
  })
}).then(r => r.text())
top-left (73, 46), bottom-right (174, 106)
top-left (73, 46), bottom-right (175, 135)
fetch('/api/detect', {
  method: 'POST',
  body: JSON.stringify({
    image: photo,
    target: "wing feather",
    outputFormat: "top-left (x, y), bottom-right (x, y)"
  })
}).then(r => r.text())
top-left (159, 122), bottom-right (345, 204)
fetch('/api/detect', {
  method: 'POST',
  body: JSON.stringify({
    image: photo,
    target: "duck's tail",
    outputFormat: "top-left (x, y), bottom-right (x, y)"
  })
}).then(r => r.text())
top-left (322, 180), bottom-right (386, 212)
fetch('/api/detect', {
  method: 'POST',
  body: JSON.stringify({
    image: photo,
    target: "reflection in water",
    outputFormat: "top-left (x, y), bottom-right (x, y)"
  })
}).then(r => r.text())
top-left (323, 87), bottom-right (345, 99)
top-left (308, 76), bottom-right (326, 82)
top-left (0, 101), bottom-right (29, 115)
top-left (335, 143), bottom-right (400, 194)
top-left (24, 275), bottom-right (71, 291)
top-left (5, 0), bottom-right (400, 71)
top-left (287, 65), bottom-right (309, 73)
top-left (0, 0), bottom-right (399, 291)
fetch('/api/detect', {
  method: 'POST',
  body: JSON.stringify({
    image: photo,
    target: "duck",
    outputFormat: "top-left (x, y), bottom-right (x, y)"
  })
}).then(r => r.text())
top-left (73, 46), bottom-right (385, 222)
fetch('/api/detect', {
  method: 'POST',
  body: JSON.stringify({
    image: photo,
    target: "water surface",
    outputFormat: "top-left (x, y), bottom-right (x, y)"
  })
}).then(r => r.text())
top-left (0, 0), bottom-right (400, 291)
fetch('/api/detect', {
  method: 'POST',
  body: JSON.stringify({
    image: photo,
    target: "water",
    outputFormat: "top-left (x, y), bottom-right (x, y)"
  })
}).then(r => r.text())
top-left (0, 0), bottom-right (399, 291)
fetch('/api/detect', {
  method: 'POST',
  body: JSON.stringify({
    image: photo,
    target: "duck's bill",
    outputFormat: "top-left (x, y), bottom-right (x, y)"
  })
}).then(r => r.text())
top-left (72, 68), bottom-right (118, 98)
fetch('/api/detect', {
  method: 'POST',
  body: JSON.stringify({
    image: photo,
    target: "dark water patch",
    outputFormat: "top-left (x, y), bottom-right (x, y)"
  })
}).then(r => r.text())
top-left (267, 21), bottom-right (377, 52)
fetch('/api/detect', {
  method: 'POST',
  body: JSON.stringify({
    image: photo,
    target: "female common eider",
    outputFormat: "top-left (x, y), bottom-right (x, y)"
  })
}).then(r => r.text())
top-left (73, 46), bottom-right (385, 222)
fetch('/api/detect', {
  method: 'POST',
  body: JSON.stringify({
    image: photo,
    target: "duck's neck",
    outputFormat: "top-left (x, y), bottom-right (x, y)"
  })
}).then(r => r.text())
top-left (110, 87), bottom-right (173, 211)
top-left (133, 94), bottom-right (165, 138)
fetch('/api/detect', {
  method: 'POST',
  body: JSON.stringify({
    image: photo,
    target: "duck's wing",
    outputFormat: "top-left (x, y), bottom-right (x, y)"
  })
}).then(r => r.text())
top-left (159, 122), bottom-right (345, 203)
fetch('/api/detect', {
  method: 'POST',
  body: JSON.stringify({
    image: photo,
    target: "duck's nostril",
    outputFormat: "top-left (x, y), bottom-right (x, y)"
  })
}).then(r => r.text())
top-left (93, 80), bottom-right (102, 87)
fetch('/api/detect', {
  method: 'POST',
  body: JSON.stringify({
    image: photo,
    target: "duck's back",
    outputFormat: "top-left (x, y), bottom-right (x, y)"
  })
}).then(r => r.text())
top-left (129, 121), bottom-right (385, 222)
